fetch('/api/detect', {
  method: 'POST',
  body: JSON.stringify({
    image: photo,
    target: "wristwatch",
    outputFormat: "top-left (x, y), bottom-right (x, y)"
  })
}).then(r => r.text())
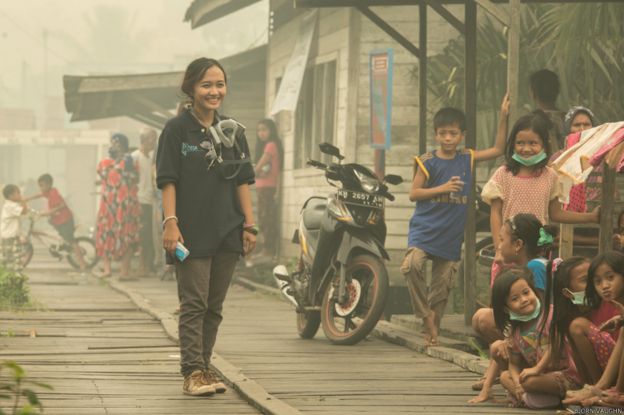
top-left (243, 225), bottom-right (259, 236)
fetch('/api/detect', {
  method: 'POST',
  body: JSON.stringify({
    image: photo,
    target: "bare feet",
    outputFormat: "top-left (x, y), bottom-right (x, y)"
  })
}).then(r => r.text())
top-left (468, 390), bottom-right (494, 404)
top-left (423, 312), bottom-right (438, 346)
top-left (563, 384), bottom-right (601, 405)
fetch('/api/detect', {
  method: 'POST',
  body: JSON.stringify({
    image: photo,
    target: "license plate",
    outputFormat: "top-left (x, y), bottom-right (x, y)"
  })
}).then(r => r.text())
top-left (336, 190), bottom-right (384, 209)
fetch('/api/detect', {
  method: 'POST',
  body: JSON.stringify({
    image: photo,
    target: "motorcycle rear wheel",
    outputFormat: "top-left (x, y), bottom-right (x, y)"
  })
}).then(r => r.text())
top-left (320, 254), bottom-right (389, 345)
top-left (296, 310), bottom-right (321, 339)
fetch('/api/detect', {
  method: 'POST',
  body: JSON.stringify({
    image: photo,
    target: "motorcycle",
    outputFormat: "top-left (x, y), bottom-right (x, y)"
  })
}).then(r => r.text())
top-left (273, 143), bottom-right (403, 345)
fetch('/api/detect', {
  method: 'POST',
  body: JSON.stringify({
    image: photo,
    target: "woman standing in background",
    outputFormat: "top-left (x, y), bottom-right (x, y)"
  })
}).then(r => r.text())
top-left (253, 118), bottom-right (283, 259)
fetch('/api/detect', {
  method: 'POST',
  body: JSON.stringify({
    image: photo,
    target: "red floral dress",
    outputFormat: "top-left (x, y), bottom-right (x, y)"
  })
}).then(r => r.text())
top-left (95, 156), bottom-right (141, 260)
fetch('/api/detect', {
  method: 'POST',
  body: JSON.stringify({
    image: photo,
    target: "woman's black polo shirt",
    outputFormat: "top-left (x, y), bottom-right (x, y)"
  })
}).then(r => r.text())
top-left (156, 109), bottom-right (255, 258)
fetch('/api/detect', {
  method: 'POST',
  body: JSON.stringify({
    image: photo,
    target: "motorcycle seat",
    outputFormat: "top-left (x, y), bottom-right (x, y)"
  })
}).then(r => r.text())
top-left (302, 198), bottom-right (326, 230)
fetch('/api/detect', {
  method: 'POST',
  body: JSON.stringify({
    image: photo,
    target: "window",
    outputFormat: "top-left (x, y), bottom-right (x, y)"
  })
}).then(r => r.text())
top-left (294, 60), bottom-right (337, 168)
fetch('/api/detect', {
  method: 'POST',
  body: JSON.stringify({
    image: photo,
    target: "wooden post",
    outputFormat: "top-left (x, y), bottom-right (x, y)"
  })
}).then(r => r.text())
top-left (374, 149), bottom-right (385, 180)
top-left (559, 224), bottom-right (574, 258)
top-left (599, 165), bottom-right (616, 253)
top-left (507, 0), bottom-right (521, 122)
top-left (463, 1), bottom-right (477, 325)
top-left (419, 3), bottom-right (427, 156)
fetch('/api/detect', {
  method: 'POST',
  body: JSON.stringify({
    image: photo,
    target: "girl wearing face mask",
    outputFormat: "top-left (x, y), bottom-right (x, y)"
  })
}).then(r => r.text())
top-left (95, 133), bottom-right (141, 278)
top-left (492, 268), bottom-right (581, 409)
top-left (481, 110), bottom-right (600, 281)
top-left (544, 257), bottom-right (617, 387)
top-left (564, 251), bottom-right (624, 407)
top-left (470, 214), bottom-right (556, 402)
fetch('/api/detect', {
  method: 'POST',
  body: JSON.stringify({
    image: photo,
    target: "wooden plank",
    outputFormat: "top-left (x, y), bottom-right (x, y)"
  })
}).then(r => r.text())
top-left (559, 223), bottom-right (574, 258)
top-left (0, 268), bottom-right (261, 415)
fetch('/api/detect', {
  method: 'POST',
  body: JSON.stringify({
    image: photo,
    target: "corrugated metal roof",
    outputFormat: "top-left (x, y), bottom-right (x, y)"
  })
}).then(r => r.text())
top-left (184, 0), bottom-right (262, 29)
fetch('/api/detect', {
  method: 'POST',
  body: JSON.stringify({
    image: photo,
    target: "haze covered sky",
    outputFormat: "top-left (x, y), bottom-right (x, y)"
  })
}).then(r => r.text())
top-left (0, 0), bottom-right (268, 105)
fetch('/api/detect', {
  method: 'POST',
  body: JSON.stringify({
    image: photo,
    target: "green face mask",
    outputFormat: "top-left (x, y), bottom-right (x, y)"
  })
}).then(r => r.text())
top-left (512, 150), bottom-right (547, 166)
top-left (563, 288), bottom-right (586, 306)
top-left (508, 298), bottom-right (542, 322)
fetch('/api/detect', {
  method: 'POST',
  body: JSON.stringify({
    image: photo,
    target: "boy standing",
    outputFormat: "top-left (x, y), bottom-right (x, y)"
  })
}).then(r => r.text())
top-left (27, 174), bottom-right (86, 271)
top-left (1, 184), bottom-right (28, 270)
top-left (401, 96), bottom-right (509, 346)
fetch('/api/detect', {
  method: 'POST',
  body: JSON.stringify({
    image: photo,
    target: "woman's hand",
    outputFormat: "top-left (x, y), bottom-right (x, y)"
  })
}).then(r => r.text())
top-left (243, 230), bottom-right (256, 256)
top-left (500, 92), bottom-right (510, 118)
top-left (519, 366), bottom-right (541, 383)
top-left (492, 339), bottom-right (511, 362)
top-left (163, 221), bottom-right (183, 254)
top-left (599, 316), bottom-right (622, 331)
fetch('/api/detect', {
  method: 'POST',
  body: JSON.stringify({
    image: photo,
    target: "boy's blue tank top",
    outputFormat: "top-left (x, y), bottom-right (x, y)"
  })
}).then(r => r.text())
top-left (408, 149), bottom-right (473, 261)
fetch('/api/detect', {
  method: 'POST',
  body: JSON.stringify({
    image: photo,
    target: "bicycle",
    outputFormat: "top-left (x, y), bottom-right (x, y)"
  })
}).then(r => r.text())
top-left (18, 211), bottom-right (99, 270)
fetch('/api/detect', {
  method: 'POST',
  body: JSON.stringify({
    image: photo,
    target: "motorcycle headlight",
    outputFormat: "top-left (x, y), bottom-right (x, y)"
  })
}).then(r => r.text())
top-left (354, 170), bottom-right (380, 193)
top-left (327, 197), bottom-right (353, 223)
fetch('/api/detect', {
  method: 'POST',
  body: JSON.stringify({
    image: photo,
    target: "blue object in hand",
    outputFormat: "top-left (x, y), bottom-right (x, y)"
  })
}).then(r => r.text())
top-left (175, 242), bottom-right (190, 262)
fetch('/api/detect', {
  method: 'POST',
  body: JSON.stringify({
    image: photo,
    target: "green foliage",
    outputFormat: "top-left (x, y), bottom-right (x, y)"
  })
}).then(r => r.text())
top-left (424, 3), bottom-right (624, 150)
top-left (0, 361), bottom-right (52, 415)
top-left (0, 266), bottom-right (30, 310)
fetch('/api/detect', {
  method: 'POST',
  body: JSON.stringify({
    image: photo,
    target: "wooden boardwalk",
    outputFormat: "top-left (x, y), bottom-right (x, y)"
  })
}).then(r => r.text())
top-left (122, 272), bottom-right (558, 415)
top-left (0, 259), bottom-right (260, 415)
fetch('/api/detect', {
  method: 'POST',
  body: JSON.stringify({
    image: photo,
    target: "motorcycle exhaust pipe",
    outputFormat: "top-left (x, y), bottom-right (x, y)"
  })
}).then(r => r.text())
top-left (272, 265), bottom-right (299, 309)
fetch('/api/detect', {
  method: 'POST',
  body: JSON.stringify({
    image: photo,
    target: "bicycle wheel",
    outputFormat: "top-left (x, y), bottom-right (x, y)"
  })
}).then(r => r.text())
top-left (67, 237), bottom-right (99, 270)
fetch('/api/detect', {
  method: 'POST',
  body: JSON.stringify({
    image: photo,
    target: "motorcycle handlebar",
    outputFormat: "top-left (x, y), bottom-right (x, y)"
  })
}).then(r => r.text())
top-left (306, 159), bottom-right (327, 169)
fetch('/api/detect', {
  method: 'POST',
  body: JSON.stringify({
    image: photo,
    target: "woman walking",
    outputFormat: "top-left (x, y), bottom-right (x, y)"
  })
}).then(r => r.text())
top-left (156, 58), bottom-right (256, 396)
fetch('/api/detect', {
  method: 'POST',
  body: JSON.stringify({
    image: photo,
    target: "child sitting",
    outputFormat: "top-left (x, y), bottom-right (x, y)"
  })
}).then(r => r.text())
top-left (564, 251), bottom-right (624, 408)
top-left (470, 213), bottom-right (555, 401)
top-left (545, 257), bottom-right (617, 386)
top-left (493, 267), bottom-right (580, 408)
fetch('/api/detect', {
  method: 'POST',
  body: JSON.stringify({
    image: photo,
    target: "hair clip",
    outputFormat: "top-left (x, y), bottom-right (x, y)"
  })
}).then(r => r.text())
top-left (552, 257), bottom-right (563, 274)
top-left (537, 227), bottom-right (554, 246)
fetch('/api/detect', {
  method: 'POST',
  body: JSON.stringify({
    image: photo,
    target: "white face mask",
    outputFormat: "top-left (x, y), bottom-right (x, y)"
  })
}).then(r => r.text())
top-left (563, 288), bottom-right (586, 306)
top-left (508, 298), bottom-right (542, 322)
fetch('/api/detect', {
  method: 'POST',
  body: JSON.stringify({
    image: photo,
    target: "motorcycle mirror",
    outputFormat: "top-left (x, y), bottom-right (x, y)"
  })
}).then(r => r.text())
top-left (319, 142), bottom-right (344, 160)
top-left (272, 264), bottom-right (290, 281)
top-left (383, 174), bottom-right (403, 185)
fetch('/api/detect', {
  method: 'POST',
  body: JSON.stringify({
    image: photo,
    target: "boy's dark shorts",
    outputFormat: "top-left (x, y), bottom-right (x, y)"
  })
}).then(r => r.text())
top-left (53, 218), bottom-right (75, 243)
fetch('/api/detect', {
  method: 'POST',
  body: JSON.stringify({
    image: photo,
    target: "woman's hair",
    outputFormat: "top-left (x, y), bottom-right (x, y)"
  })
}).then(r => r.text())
top-left (111, 133), bottom-right (129, 152)
top-left (586, 251), bottom-right (624, 309)
top-left (542, 256), bottom-right (590, 364)
top-left (254, 118), bottom-right (284, 168)
top-left (504, 110), bottom-right (552, 175)
top-left (505, 213), bottom-right (558, 259)
top-left (180, 58), bottom-right (227, 103)
top-left (491, 267), bottom-right (538, 333)
top-left (564, 106), bottom-right (596, 135)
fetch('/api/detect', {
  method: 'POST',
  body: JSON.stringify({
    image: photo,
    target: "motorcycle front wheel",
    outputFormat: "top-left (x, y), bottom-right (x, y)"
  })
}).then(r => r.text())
top-left (296, 310), bottom-right (321, 339)
top-left (320, 254), bottom-right (389, 345)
